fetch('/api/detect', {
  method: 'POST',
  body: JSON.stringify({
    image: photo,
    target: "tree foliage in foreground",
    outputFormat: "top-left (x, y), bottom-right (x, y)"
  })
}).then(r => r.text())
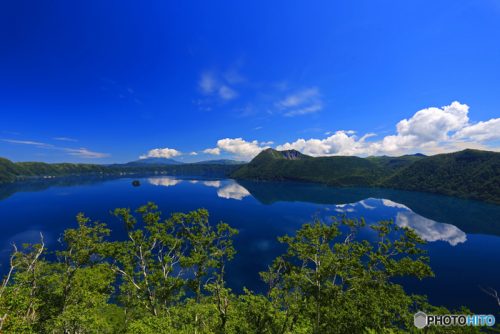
top-left (0, 203), bottom-right (492, 333)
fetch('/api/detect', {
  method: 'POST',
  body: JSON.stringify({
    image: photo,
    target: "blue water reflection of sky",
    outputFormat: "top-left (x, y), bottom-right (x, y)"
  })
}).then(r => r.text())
top-left (148, 177), bottom-right (467, 246)
top-left (0, 176), bottom-right (499, 313)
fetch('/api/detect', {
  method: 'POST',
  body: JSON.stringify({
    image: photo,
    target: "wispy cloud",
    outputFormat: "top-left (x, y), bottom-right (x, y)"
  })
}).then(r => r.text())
top-left (2, 138), bottom-right (109, 159)
top-left (199, 72), bottom-right (218, 95)
top-left (218, 85), bottom-right (238, 100)
top-left (284, 104), bottom-right (322, 117)
top-left (276, 87), bottom-right (323, 117)
top-left (223, 68), bottom-right (246, 84)
top-left (64, 148), bottom-right (109, 158)
top-left (2, 139), bottom-right (54, 148)
top-left (197, 69), bottom-right (241, 104)
top-left (196, 64), bottom-right (326, 121)
top-left (277, 87), bottom-right (319, 108)
top-left (53, 137), bottom-right (78, 142)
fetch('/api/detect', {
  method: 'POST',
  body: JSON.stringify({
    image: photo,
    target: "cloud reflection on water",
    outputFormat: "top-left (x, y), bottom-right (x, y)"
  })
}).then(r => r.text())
top-left (147, 177), bottom-right (182, 187)
top-left (217, 183), bottom-right (250, 200)
top-left (332, 198), bottom-right (467, 246)
top-left (146, 177), bottom-right (250, 200)
top-left (144, 178), bottom-right (467, 245)
top-left (203, 180), bottom-right (222, 188)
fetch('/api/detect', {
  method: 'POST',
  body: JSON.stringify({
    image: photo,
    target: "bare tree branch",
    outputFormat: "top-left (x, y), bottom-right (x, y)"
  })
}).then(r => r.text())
top-left (479, 286), bottom-right (500, 308)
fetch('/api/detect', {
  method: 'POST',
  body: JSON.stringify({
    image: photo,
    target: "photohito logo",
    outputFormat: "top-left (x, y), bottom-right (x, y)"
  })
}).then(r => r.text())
top-left (414, 311), bottom-right (427, 329)
top-left (414, 311), bottom-right (496, 329)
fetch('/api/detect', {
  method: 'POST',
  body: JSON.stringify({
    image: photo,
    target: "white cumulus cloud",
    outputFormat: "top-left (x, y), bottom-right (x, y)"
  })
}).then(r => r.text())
top-left (140, 148), bottom-right (181, 159)
top-left (277, 101), bottom-right (499, 156)
top-left (453, 118), bottom-right (500, 142)
top-left (203, 101), bottom-right (498, 161)
top-left (216, 138), bottom-right (271, 159)
top-left (203, 147), bottom-right (221, 155)
top-left (396, 101), bottom-right (469, 142)
top-left (277, 131), bottom-right (376, 156)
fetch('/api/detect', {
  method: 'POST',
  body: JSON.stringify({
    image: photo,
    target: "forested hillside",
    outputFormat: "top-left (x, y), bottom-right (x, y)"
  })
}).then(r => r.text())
top-left (0, 158), bottom-right (239, 183)
top-left (383, 149), bottom-right (500, 204)
top-left (231, 148), bottom-right (500, 204)
top-left (231, 148), bottom-right (391, 186)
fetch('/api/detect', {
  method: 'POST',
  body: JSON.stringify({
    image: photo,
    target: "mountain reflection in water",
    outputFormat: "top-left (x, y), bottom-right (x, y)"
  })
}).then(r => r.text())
top-left (146, 177), bottom-right (468, 245)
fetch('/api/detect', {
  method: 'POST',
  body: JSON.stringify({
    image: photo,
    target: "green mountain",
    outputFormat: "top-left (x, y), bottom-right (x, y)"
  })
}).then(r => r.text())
top-left (232, 148), bottom-right (393, 186)
top-left (366, 154), bottom-right (426, 172)
top-left (0, 159), bottom-right (110, 183)
top-left (0, 157), bottom-right (23, 183)
top-left (231, 148), bottom-right (500, 204)
top-left (0, 158), bottom-right (239, 183)
top-left (383, 149), bottom-right (500, 203)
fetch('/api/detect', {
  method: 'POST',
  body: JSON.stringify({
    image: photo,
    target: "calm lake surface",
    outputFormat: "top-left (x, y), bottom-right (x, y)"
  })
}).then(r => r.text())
top-left (1, 176), bottom-right (499, 313)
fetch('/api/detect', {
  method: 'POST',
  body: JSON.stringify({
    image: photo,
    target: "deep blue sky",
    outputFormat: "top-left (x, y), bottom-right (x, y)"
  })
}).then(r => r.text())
top-left (1, 0), bottom-right (499, 163)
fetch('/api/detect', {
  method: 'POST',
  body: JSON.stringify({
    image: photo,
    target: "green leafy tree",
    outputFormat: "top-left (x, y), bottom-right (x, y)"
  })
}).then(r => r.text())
top-left (259, 216), bottom-right (479, 333)
top-left (174, 208), bottom-right (237, 333)
top-left (0, 203), bottom-right (493, 333)
top-left (110, 203), bottom-right (186, 320)
top-left (0, 238), bottom-right (45, 333)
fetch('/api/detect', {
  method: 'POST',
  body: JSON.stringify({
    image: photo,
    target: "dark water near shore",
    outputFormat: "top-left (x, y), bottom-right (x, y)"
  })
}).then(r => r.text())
top-left (0, 176), bottom-right (499, 313)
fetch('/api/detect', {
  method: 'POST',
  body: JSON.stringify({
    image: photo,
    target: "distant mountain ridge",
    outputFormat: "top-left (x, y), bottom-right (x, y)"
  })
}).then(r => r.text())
top-left (192, 159), bottom-right (246, 165)
top-left (121, 158), bottom-right (245, 166)
top-left (124, 157), bottom-right (184, 166)
top-left (231, 148), bottom-right (500, 205)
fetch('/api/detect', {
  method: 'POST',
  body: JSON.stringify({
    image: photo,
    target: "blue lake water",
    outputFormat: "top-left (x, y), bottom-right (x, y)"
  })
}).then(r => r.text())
top-left (0, 176), bottom-right (499, 313)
